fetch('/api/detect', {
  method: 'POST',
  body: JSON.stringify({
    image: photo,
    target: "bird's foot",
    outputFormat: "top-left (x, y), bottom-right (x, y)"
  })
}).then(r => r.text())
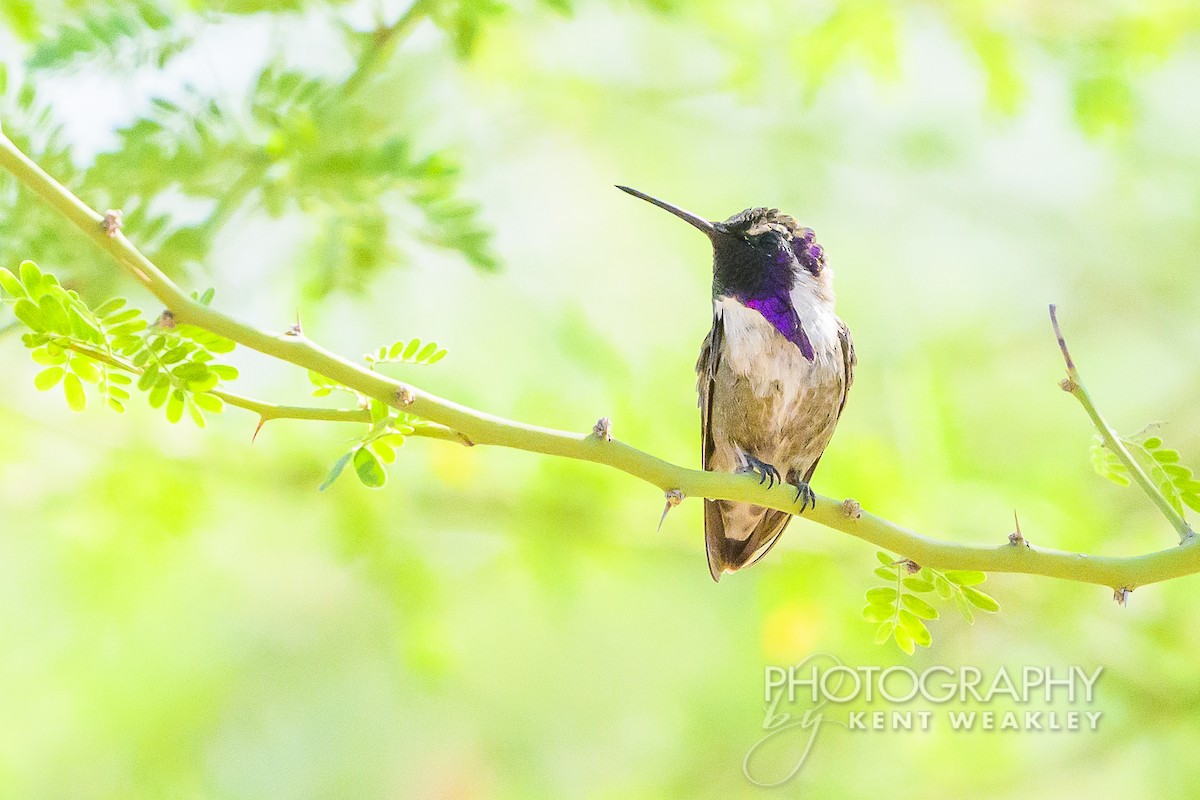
top-left (788, 475), bottom-right (816, 514)
top-left (738, 455), bottom-right (782, 489)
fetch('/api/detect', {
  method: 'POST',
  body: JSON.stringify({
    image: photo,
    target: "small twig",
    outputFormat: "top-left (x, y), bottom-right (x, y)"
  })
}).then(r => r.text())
top-left (1050, 305), bottom-right (1194, 544)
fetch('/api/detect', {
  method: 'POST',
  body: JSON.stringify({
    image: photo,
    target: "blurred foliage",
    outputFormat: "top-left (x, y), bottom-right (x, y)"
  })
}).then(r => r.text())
top-left (3, 0), bottom-right (1200, 798)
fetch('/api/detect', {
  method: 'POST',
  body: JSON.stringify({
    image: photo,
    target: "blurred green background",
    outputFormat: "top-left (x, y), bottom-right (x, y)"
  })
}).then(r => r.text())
top-left (2, 0), bottom-right (1200, 797)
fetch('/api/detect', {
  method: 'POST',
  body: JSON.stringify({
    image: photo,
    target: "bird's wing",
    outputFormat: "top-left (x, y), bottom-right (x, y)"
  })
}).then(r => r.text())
top-left (802, 318), bottom-right (856, 484)
top-left (696, 312), bottom-right (729, 580)
top-left (835, 318), bottom-right (856, 417)
top-left (695, 311), bottom-right (724, 471)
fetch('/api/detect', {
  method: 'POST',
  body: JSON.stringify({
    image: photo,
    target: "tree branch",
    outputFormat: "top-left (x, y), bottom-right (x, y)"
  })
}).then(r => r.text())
top-left (2, 130), bottom-right (1198, 591)
top-left (1050, 304), bottom-right (1195, 543)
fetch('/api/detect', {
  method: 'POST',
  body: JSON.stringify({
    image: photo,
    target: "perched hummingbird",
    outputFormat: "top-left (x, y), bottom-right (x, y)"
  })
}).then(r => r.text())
top-left (618, 186), bottom-right (855, 581)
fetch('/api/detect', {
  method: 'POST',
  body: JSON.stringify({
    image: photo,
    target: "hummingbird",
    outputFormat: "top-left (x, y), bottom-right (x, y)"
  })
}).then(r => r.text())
top-left (618, 186), bottom-right (855, 581)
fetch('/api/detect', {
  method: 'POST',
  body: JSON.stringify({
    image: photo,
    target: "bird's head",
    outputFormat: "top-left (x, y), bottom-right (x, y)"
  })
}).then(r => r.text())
top-left (616, 186), bottom-right (831, 301)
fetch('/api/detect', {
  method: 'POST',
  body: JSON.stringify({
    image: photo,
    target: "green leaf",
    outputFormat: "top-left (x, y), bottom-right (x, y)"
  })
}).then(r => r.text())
top-left (94, 297), bottom-right (127, 317)
top-left (166, 389), bottom-right (185, 423)
top-left (425, 349), bottom-right (447, 365)
top-left (960, 585), bottom-right (1000, 612)
top-left (160, 345), bottom-right (189, 364)
top-left (68, 306), bottom-right (102, 342)
top-left (18, 260), bottom-right (42, 295)
top-left (370, 439), bottom-right (396, 464)
top-left (1143, 436), bottom-right (1163, 449)
top-left (898, 610), bottom-right (932, 647)
top-left (198, 287), bottom-right (215, 306)
top-left (875, 551), bottom-right (896, 566)
top-left (353, 446), bottom-right (387, 488)
top-left (209, 365), bottom-right (238, 380)
top-left (417, 341), bottom-right (439, 361)
top-left (34, 366), bottom-right (64, 391)
top-left (402, 338), bottom-right (421, 360)
top-left (388, 340), bottom-right (405, 360)
top-left (69, 355), bottom-right (101, 383)
top-left (62, 372), bottom-right (86, 411)
top-left (138, 363), bottom-right (160, 391)
top-left (873, 621), bottom-right (894, 645)
top-left (148, 379), bottom-right (170, 408)
top-left (944, 570), bottom-right (986, 586)
top-left (903, 576), bottom-right (933, 593)
top-left (901, 593), bottom-right (939, 620)
top-left (1183, 493), bottom-right (1200, 513)
top-left (873, 566), bottom-right (899, 581)
top-left (893, 624), bottom-right (915, 655)
top-left (1152, 449), bottom-right (1181, 463)
top-left (102, 308), bottom-right (140, 325)
top-left (933, 572), bottom-right (953, 599)
top-left (37, 294), bottom-right (70, 332)
top-left (13, 297), bottom-right (44, 330)
top-left (861, 603), bottom-right (894, 623)
top-left (319, 451), bottom-right (353, 491)
top-left (31, 347), bottom-right (66, 366)
top-left (186, 398), bottom-right (206, 428)
top-left (192, 392), bottom-right (224, 413)
top-left (0, 267), bottom-right (26, 298)
top-left (953, 591), bottom-right (976, 624)
top-left (865, 587), bottom-right (897, 603)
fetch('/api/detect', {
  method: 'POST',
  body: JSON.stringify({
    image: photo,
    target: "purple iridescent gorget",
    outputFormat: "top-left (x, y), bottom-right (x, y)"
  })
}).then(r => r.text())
top-left (731, 226), bottom-right (824, 362)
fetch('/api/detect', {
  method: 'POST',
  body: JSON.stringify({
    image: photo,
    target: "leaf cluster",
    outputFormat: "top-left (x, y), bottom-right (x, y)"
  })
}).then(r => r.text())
top-left (1091, 429), bottom-right (1200, 515)
top-left (309, 338), bottom-right (450, 490)
top-left (863, 552), bottom-right (999, 655)
top-left (0, 261), bottom-right (236, 425)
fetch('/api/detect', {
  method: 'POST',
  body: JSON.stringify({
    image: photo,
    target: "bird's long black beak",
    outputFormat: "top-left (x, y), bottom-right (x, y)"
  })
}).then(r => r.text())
top-left (616, 186), bottom-right (716, 236)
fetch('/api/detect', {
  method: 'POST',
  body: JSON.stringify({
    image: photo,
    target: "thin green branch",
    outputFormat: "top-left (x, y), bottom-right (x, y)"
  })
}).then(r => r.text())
top-left (340, 0), bottom-right (434, 99)
top-left (4, 130), bottom-right (1200, 591)
top-left (1050, 304), bottom-right (1194, 543)
top-left (53, 336), bottom-right (463, 440)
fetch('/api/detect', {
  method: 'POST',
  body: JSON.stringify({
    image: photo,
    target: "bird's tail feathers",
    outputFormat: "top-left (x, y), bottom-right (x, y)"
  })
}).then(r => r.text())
top-left (704, 500), bottom-right (792, 581)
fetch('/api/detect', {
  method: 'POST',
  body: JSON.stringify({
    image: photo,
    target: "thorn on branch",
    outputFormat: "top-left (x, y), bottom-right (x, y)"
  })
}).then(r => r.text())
top-left (101, 209), bottom-right (122, 237)
top-left (592, 417), bottom-right (612, 441)
top-left (841, 498), bottom-right (862, 519)
top-left (155, 310), bottom-right (176, 329)
top-left (658, 489), bottom-right (684, 531)
top-left (252, 417), bottom-right (266, 443)
top-left (897, 559), bottom-right (920, 574)
top-left (1113, 587), bottom-right (1132, 607)
top-left (395, 387), bottom-right (415, 406)
top-left (1009, 510), bottom-right (1029, 547)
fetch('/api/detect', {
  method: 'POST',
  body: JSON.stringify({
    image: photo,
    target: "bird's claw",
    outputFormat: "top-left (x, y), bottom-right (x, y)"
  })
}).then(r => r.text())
top-left (792, 481), bottom-right (816, 514)
top-left (739, 455), bottom-right (781, 489)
